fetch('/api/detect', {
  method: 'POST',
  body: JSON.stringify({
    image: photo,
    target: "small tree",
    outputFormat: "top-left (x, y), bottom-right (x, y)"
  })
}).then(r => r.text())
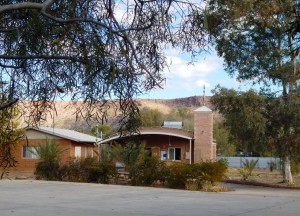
top-left (239, 159), bottom-right (259, 181)
top-left (0, 100), bottom-right (24, 179)
top-left (91, 124), bottom-right (113, 139)
top-left (110, 142), bottom-right (146, 170)
top-left (33, 139), bottom-right (68, 180)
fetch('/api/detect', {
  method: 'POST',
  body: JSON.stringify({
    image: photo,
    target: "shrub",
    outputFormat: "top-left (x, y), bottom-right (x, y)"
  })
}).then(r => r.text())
top-left (129, 156), bottom-right (166, 186)
top-left (267, 160), bottom-right (279, 172)
top-left (35, 160), bottom-right (60, 180)
top-left (185, 163), bottom-right (204, 190)
top-left (98, 160), bottom-right (117, 184)
top-left (110, 143), bottom-right (145, 170)
top-left (291, 160), bottom-right (300, 175)
top-left (217, 158), bottom-right (229, 168)
top-left (185, 161), bottom-right (228, 190)
top-left (33, 139), bottom-right (68, 180)
top-left (200, 160), bottom-right (228, 185)
top-left (239, 158), bottom-right (258, 181)
top-left (60, 157), bottom-right (117, 183)
top-left (59, 158), bottom-right (95, 182)
top-left (165, 163), bottom-right (191, 189)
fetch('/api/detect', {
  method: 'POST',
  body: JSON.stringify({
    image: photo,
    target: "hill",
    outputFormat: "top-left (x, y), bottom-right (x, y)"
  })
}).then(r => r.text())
top-left (17, 96), bottom-right (215, 132)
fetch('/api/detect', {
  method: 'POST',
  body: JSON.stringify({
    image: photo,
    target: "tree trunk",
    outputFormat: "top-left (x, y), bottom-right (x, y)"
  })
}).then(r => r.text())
top-left (283, 156), bottom-right (293, 184)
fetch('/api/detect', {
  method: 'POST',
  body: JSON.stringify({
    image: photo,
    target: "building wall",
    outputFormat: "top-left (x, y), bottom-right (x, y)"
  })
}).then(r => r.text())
top-left (5, 130), bottom-right (96, 178)
top-left (194, 107), bottom-right (215, 163)
top-left (12, 138), bottom-right (72, 173)
top-left (136, 134), bottom-right (192, 163)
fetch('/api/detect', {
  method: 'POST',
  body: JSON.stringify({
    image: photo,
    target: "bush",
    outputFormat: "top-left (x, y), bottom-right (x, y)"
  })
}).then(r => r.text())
top-left (33, 139), bottom-right (67, 180)
top-left (267, 160), bottom-right (280, 172)
top-left (60, 157), bottom-right (117, 183)
top-left (185, 163), bottom-right (204, 190)
top-left (185, 161), bottom-right (228, 190)
top-left (35, 160), bottom-right (60, 180)
top-left (98, 160), bottom-right (117, 184)
top-left (291, 160), bottom-right (300, 175)
top-left (59, 157), bottom-right (96, 182)
top-left (199, 160), bottom-right (228, 185)
top-left (165, 161), bottom-right (228, 190)
top-left (239, 158), bottom-right (258, 181)
top-left (165, 163), bottom-right (191, 189)
top-left (129, 156), bottom-right (167, 186)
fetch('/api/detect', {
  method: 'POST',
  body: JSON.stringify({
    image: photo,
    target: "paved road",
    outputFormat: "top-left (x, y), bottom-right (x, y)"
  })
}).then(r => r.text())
top-left (0, 180), bottom-right (299, 216)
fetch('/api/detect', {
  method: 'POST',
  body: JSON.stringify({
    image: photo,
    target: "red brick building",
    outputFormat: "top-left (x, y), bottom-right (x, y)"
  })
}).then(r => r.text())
top-left (99, 106), bottom-right (216, 164)
top-left (5, 105), bottom-right (215, 178)
top-left (8, 127), bottom-right (97, 177)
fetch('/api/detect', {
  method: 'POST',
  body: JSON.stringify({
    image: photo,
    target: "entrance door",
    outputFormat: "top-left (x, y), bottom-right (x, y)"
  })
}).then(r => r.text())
top-left (152, 147), bottom-right (160, 158)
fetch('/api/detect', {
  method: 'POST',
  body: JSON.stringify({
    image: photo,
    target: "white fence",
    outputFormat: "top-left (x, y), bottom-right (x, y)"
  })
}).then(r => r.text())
top-left (217, 157), bottom-right (281, 169)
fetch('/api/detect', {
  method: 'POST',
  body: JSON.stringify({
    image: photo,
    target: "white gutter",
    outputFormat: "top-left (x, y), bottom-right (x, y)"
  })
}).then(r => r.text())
top-left (98, 131), bottom-right (193, 144)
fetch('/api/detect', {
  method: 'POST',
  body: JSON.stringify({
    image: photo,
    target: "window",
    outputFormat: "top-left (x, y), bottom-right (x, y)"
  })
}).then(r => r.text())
top-left (169, 148), bottom-right (181, 160)
top-left (75, 146), bottom-right (81, 158)
top-left (90, 147), bottom-right (94, 157)
top-left (23, 146), bottom-right (39, 159)
top-left (160, 150), bottom-right (167, 160)
top-left (84, 146), bottom-right (88, 158)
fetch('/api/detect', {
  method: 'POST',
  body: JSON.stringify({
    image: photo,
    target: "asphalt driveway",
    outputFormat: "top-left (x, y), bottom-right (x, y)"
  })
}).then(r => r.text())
top-left (0, 180), bottom-right (299, 216)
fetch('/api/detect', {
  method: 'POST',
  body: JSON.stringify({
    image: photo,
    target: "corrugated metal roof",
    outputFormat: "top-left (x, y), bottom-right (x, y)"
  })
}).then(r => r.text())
top-left (27, 126), bottom-right (98, 143)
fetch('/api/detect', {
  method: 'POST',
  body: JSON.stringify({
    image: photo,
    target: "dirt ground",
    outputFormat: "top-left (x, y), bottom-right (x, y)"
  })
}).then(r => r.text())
top-left (226, 167), bottom-right (300, 188)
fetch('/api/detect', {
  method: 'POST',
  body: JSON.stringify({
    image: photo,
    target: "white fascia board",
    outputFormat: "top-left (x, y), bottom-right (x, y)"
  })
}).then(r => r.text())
top-left (98, 131), bottom-right (193, 144)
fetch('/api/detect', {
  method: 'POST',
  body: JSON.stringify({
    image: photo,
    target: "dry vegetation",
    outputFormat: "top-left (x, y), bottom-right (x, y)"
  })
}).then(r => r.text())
top-left (226, 168), bottom-right (300, 188)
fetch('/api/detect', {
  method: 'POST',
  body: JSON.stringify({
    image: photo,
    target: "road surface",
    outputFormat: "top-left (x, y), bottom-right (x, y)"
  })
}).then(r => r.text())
top-left (0, 180), bottom-right (299, 216)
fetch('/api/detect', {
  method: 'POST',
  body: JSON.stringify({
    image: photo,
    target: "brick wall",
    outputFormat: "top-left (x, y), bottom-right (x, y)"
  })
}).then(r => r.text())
top-left (143, 134), bottom-right (190, 162)
top-left (193, 106), bottom-right (215, 163)
top-left (5, 138), bottom-right (96, 178)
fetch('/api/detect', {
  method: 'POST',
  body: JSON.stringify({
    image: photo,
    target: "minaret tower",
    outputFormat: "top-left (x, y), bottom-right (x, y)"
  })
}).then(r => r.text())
top-left (193, 85), bottom-right (215, 163)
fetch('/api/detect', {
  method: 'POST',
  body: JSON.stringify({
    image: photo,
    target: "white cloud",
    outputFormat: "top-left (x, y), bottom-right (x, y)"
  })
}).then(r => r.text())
top-left (164, 54), bottom-right (222, 82)
top-left (196, 80), bottom-right (211, 88)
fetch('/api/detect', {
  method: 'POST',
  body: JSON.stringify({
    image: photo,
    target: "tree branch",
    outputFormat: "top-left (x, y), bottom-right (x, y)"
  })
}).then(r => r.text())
top-left (0, 62), bottom-right (23, 69)
top-left (0, 2), bottom-right (42, 14)
top-left (0, 55), bottom-right (86, 63)
top-left (0, 99), bottom-right (19, 111)
top-left (0, 0), bottom-right (55, 14)
top-left (40, 11), bottom-right (155, 33)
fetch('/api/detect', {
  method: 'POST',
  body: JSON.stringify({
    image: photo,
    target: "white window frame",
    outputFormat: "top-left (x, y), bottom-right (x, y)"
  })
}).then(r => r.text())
top-left (84, 146), bottom-right (88, 158)
top-left (22, 146), bottom-right (39, 159)
top-left (90, 147), bottom-right (94, 157)
top-left (168, 148), bottom-right (181, 161)
top-left (75, 146), bottom-right (81, 158)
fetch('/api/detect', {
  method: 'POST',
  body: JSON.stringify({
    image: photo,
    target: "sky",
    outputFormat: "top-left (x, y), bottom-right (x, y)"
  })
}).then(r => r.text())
top-left (113, 1), bottom-right (263, 100)
top-left (140, 48), bottom-right (260, 99)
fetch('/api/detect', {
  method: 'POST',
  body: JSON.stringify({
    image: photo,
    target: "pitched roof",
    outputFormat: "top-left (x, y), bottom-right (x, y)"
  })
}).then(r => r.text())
top-left (27, 126), bottom-right (98, 143)
top-left (194, 106), bottom-right (212, 112)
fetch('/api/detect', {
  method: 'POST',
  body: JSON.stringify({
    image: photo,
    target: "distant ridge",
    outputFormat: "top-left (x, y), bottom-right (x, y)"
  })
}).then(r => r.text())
top-left (17, 96), bottom-right (215, 132)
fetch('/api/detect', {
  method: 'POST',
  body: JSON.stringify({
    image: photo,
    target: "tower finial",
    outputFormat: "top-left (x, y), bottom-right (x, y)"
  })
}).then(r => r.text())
top-left (202, 84), bottom-right (206, 106)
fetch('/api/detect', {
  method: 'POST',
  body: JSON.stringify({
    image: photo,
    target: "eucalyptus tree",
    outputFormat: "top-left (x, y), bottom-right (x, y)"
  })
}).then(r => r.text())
top-left (138, 107), bottom-right (163, 127)
top-left (0, 0), bottom-right (209, 130)
top-left (211, 87), bottom-right (268, 157)
top-left (207, 0), bottom-right (300, 183)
